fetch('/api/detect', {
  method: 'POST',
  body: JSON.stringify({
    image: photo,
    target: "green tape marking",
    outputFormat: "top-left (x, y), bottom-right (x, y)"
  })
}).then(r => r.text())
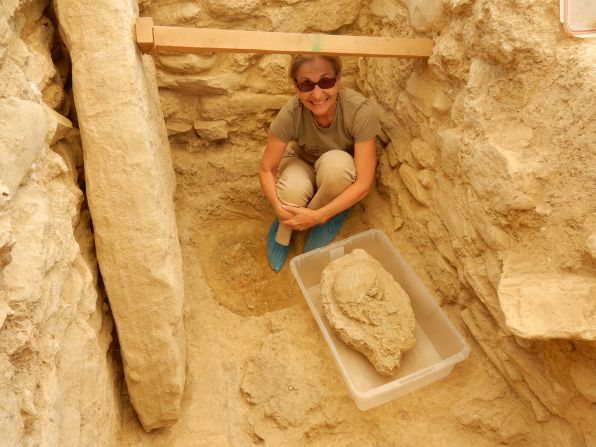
top-left (313, 34), bottom-right (322, 52)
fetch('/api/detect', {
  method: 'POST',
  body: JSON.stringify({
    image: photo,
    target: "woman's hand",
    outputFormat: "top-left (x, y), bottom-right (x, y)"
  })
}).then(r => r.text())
top-left (274, 202), bottom-right (295, 221)
top-left (280, 205), bottom-right (323, 231)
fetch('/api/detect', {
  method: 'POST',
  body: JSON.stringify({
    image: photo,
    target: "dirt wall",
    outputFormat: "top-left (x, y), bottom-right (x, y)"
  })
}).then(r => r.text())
top-left (0, 1), bottom-right (121, 445)
top-left (357, 0), bottom-right (596, 439)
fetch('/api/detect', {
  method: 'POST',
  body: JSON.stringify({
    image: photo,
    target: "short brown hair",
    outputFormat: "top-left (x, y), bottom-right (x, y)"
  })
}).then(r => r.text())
top-left (288, 55), bottom-right (342, 81)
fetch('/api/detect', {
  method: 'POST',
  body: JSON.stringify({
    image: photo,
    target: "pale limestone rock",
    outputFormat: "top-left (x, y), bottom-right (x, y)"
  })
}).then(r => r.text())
top-left (166, 120), bottom-right (193, 136)
top-left (0, 98), bottom-right (47, 195)
top-left (197, 92), bottom-right (289, 120)
top-left (194, 120), bottom-right (229, 140)
top-left (149, 1), bottom-right (202, 25)
top-left (43, 104), bottom-right (73, 144)
top-left (1, 132), bottom-right (120, 445)
top-left (404, 0), bottom-right (444, 32)
top-left (0, 300), bottom-right (11, 329)
top-left (423, 250), bottom-right (461, 304)
top-left (474, 221), bottom-right (510, 251)
top-left (433, 175), bottom-right (479, 245)
top-left (320, 249), bottom-right (416, 376)
top-left (399, 163), bottom-right (431, 206)
top-left (155, 53), bottom-right (218, 75)
top-left (585, 234), bottom-right (596, 259)
top-left (431, 34), bottom-right (467, 80)
top-left (405, 72), bottom-right (450, 117)
top-left (55, 0), bottom-right (185, 430)
top-left (202, 0), bottom-right (261, 20)
top-left (462, 141), bottom-right (538, 213)
top-left (462, 260), bottom-right (508, 328)
top-left (427, 217), bottom-right (459, 267)
top-left (1, 4), bottom-right (119, 441)
top-left (396, 136), bottom-right (418, 167)
top-left (570, 358), bottom-right (596, 403)
top-left (0, 181), bottom-right (13, 270)
top-left (369, 0), bottom-right (401, 21)
top-left (418, 169), bottom-right (434, 188)
top-left (245, 54), bottom-right (294, 95)
top-left (410, 138), bottom-right (437, 169)
top-left (498, 260), bottom-right (596, 340)
top-left (437, 127), bottom-right (462, 176)
top-left (386, 142), bottom-right (400, 168)
top-left (445, 0), bottom-right (474, 13)
top-left (268, 0), bottom-right (361, 33)
top-left (159, 89), bottom-right (199, 124)
top-left (156, 70), bottom-right (244, 95)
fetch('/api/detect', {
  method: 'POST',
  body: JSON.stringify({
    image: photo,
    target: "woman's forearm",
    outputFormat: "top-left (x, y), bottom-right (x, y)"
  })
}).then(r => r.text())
top-left (315, 180), bottom-right (372, 223)
top-left (259, 167), bottom-right (282, 210)
top-left (259, 133), bottom-right (289, 212)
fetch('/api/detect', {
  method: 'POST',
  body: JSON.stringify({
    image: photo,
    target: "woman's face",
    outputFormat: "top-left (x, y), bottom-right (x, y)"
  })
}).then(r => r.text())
top-left (294, 57), bottom-right (340, 119)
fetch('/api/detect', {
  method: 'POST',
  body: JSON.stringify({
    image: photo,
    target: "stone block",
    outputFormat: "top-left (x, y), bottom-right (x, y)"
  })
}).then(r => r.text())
top-left (461, 141), bottom-right (538, 213)
top-left (437, 127), bottom-right (462, 176)
top-left (193, 120), bottom-right (229, 140)
top-left (202, 0), bottom-right (261, 20)
top-left (149, 1), bottom-right (202, 25)
top-left (55, 0), bottom-right (186, 431)
top-left (268, 0), bottom-right (360, 33)
top-left (197, 92), bottom-right (289, 120)
top-left (156, 70), bottom-right (244, 95)
top-left (399, 163), bottom-right (430, 206)
top-left (0, 98), bottom-right (47, 195)
top-left (166, 120), bottom-right (193, 136)
top-left (410, 138), bottom-right (437, 168)
top-left (42, 103), bottom-right (73, 144)
top-left (498, 259), bottom-right (596, 340)
top-left (404, 0), bottom-right (445, 32)
top-left (417, 169), bottom-right (434, 188)
top-left (585, 234), bottom-right (596, 259)
top-left (405, 72), bottom-right (451, 117)
top-left (155, 53), bottom-right (218, 75)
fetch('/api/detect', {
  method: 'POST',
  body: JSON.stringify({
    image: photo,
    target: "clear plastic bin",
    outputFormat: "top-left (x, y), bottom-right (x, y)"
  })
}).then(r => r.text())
top-left (290, 229), bottom-right (470, 410)
top-left (560, 0), bottom-right (596, 38)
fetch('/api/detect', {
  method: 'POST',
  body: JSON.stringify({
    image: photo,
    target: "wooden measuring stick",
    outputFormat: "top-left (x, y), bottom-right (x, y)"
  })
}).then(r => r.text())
top-left (136, 18), bottom-right (433, 58)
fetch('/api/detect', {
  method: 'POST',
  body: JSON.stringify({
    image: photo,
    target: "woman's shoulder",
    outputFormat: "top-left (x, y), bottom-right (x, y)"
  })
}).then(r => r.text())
top-left (338, 87), bottom-right (380, 141)
top-left (338, 87), bottom-right (371, 109)
top-left (280, 94), bottom-right (301, 113)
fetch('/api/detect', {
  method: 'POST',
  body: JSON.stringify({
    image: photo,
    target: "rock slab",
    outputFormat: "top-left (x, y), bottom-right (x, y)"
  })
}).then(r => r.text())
top-left (320, 249), bottom-right (416, 375)
top-left (55, 0), bottom-right (186, 431)
top-left (498, 259), bottom-right (596, 341)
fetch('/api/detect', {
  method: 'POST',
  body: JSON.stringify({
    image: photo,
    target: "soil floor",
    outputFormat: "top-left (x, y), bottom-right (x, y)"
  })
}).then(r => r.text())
top-left (117, 145), bottom-right (546, 446)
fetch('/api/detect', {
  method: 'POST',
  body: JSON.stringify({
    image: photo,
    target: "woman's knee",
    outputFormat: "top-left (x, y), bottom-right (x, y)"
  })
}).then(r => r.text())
top-left (315, 150), bottom-right (356, 190)
top-left (276, 168), bottom-right (315, 207)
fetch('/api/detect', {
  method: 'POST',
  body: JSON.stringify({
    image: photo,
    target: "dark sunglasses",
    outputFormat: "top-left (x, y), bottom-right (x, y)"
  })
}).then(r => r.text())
top-left (294, 77), bottom-right (337, 92)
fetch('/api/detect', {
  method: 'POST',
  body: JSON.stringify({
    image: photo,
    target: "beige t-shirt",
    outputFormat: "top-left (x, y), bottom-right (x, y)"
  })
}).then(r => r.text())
top-left (270, 87), bottom-right (380, 164)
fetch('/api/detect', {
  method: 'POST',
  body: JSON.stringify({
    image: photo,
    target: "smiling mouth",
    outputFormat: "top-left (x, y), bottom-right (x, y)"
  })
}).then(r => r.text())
top-left (310, 98), bottom-right (328, 106)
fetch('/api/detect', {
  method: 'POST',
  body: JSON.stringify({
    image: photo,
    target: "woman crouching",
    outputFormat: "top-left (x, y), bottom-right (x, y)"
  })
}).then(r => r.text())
top-left (259, 54), bottom-right (380, 271)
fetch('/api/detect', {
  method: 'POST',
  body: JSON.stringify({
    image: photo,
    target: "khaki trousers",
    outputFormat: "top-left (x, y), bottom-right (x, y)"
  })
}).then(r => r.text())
top-left (275, 149), bottom-right (356, 245)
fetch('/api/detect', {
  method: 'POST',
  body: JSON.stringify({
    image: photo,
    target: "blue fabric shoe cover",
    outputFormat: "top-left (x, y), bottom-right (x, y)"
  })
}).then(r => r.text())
top-left (304, 209), bottom-right (349, 252)
top-left (267, 220), bottom-right (289, 272)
